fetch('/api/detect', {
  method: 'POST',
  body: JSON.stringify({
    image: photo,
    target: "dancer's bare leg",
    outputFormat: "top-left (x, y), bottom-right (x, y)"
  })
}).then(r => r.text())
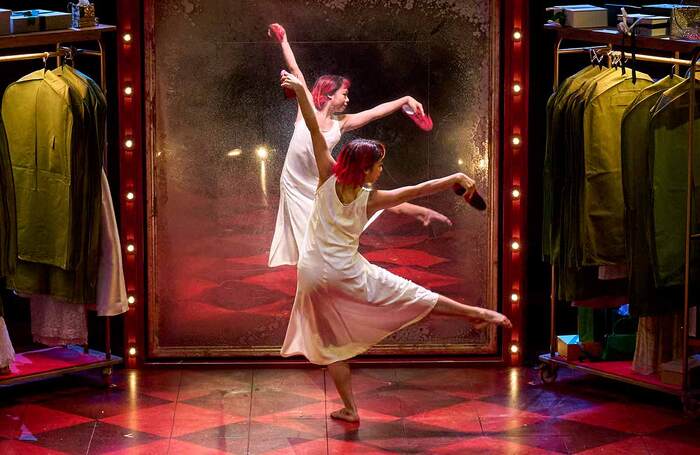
top-left (327, 361), bottom-right (359, 422)
top-left (432, 295), bottom-right (512, 328)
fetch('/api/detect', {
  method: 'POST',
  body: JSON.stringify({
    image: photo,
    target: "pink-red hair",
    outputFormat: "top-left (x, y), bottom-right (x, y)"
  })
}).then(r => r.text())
top-left (312, 75), bottom-right (351, 110)
top-left (333, 139), bottom-right (386, 186)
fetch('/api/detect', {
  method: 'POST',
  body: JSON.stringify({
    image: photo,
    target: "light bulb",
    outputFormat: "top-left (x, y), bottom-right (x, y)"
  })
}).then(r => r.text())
top-left (513, 84), bottom-right (522, 93)
top-left (124, 86), bottom-right (133, 96)
top-left (510, 293), bottom-right (520, 302)
top-left (126, 244), bottom-right (135, 253)
top-left (128, 347), bottom-right (136, 356)
top-left (227, 148), bottom-right (242, 157)
top-left (126, 192), bottom-right (135, 201)
top-left (123, 33), bottom-right (132, 43)
top-left (513, 30), bottom-right (522, 41)
top-left (128, 296), bottom-right (136, 305)
top-left (512, 136), bottom-right (521, 146)
top-left (125, 139), bottom-right (134, 149)
top-left (457, 158), bottom-right (465, 166)
top-left (510, 344), bottom-right (519, 354)
top-left (256, 146), bottom-right (269, 160)
top-left (511, 188), bottom-right (521, 199)
top-left (511, 240), bottom-right (521, 251)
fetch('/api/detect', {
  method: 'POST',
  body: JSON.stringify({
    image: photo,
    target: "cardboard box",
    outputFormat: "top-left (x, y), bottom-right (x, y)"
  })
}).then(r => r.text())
top-left (36, 10), bottom-right (72, 31)
top-left (618, 13), bottom-right (670, 36)
top-left (557, 335), bottom-right (582, 360)
top-left (0, 9), bottom-right (10, 35)
top-left (552, 5), bottom-right (609, 28)
top-left (10, 11), bottom-right (41, 34)
top-left (660, 355), bottom-right (700, 386)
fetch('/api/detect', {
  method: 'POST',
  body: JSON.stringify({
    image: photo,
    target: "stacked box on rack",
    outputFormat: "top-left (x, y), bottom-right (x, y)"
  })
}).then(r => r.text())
top-left (11, 10), bottom-right (72, 34)
top-left (618, 13), bottom-right (670, 36)
top-left (0, 9), bottom-right (10, 35)
top-left (551, 5), bottom-right (609, 28)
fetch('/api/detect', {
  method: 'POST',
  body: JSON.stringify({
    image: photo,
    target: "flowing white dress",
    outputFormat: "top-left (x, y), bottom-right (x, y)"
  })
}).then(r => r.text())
top-left (268, 120), bottom-right (342, 267)
top-left (280, 175), bottom-right (439, 365)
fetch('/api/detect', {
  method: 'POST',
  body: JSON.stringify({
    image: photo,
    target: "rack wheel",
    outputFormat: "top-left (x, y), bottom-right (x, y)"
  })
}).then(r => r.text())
top-left (683, 393), bottom-right (700, 419)
top-left (540, 364), bottom-right (559, 384)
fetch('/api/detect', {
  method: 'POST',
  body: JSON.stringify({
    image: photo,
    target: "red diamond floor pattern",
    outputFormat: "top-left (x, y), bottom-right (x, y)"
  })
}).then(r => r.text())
top-left (0, 366), bottom-right (697, 454)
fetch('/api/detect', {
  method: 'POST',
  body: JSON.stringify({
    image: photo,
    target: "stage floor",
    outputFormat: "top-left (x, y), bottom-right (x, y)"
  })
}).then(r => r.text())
top-left (0, 366), bottom-right (697, 454)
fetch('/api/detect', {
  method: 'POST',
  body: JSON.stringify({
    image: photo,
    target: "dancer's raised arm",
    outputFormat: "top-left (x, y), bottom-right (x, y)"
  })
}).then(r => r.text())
top-left (367, 172), bottom-right (475, 216)
top-left (340, 96), bottom-right (425, 132)
top-left (281, 71), bottom-right (335, 184)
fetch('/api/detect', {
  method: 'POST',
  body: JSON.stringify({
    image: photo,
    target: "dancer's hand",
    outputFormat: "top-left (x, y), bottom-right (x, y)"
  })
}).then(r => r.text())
top-left (281, 70), bottom-right (304, 93)
top-left (268, 23), bottom-right (287, 43)
top-left (405, 97), bottom-right (425, 116)
top-left (455, 173), bottom-right (476, 198)
top-left (417, 207), bottom-right (452, 228)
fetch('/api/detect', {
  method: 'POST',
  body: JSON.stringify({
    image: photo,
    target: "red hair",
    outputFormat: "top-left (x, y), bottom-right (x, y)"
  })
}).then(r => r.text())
top-left (333, 139), bottom-right (386, 186)
top-left (312, 75), bottom-right (351, 110)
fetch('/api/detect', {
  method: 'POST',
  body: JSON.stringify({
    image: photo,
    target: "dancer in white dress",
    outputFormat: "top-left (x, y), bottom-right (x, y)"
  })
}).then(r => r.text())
top-left (279, 71), bottom-right (512, 423)
top-left (268, 23), bottom-right (451, 267)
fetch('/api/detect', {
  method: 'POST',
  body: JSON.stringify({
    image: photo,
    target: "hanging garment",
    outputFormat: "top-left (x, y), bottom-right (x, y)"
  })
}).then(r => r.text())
top-left (97, 170), bottom-right (127, 316)
top-left (281, 175), bottom-right (438, 365)
top-left (0, 116), bottom-right (16, 279)
top-left (6, 67), bottom-right (105, 304)
top-left (621, 75), bottom-right (685, 316)
top-left (0, 316), bottom-right (14, 370)
top-left (29, 295), bottom-right (87, 346)
top-left (1, 70), bottom-right (79, 269)
top-left (649, 79), bottom-right (700, 288)
top-left (269, 119), bottom-right (342, 267)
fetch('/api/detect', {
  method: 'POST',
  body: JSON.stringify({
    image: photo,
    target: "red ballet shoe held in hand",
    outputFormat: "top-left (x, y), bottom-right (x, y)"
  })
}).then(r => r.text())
top-left (268, 23), bottom-right (286, 43)
top-left (402, 105), bottom-right (433, 131)
top-left (280, 70), bottom-right (296, 99)
top-left (452, 183), bottom-right (487, 211)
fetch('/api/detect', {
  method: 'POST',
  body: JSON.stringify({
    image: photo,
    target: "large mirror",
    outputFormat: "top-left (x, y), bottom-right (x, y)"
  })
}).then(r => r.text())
top-left (146, 0), bottom-right (500, 358)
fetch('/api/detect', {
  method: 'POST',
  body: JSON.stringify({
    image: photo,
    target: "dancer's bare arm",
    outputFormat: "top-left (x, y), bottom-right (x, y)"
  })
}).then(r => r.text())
top-left (340, 96), bottom-right (424, 132)
top-left (367, 173), bottom-right (475, 217)
top-left (269, 23), bottom-right (307, 122)
top-left (282, 71), bottom-right (335, 184)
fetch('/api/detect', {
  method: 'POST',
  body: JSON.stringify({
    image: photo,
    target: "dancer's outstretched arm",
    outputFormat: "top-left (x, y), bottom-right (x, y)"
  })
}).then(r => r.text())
top-left (367, 173), bottom-right (475, 217)
top-left (282, 71), bottom-right (335, 184)
top-left (341, 96), bottom-right (424, 132)
top-left (269, 23), bottom-right (307, 122)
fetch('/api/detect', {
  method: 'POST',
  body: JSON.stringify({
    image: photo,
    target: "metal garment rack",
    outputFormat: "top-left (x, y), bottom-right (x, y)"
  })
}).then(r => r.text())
top-left (539, 24), bottom-right (700, 415)
top-left (0, 26), bottom-right (120, 387)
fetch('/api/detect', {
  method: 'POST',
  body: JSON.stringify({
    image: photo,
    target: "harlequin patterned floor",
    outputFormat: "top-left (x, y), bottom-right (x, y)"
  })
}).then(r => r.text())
top-left (0, 366), bottom-right (697, 454)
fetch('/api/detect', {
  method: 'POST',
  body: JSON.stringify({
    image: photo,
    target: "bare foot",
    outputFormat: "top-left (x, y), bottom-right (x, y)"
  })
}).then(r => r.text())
top-left (473, 310), bottom-right (512, 329)
top-left (330, 408), bottom-right (359, 423)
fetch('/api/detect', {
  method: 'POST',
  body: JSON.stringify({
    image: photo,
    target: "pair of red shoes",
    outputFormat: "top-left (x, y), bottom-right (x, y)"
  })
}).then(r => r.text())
top-left (452, 183), bottom-right (487, 211)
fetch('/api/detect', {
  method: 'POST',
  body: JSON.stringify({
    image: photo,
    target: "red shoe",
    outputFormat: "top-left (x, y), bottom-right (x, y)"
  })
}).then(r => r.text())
top-left (452, 183), bottom-right (487, 211)
top-left (268, 23), bottom-right (286, 43)
top-left (402, 105), bottom-right (433, 131)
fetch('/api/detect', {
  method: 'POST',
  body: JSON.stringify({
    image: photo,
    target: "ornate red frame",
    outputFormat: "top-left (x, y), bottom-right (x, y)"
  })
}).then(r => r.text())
top-left (118, 0), bottom-right (528, 366)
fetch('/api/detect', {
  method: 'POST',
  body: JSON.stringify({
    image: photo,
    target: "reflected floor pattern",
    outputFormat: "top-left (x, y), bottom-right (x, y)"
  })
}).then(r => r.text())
top-left (0, 366), bottom-right (697, 454)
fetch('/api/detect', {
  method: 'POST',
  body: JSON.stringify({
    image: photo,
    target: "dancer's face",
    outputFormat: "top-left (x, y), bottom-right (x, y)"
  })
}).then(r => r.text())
top-left (329, 87), bottom-right (349, 113)
top-left (364, 158), bottom-right (384, 184)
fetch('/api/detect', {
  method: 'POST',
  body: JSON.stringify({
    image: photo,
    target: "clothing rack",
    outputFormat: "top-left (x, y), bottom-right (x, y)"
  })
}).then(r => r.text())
top-left (0, 26), bottom-right (120, 387)
top-left (540, 24), bottom-right (700, 416)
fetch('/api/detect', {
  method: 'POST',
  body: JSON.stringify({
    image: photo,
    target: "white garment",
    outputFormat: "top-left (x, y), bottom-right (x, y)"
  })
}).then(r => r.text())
top-left (97, 170), bottom-right (127, 316)
top-left (30, 295), bottom-right (87, 346)
top-left (0, 317), bottom-right (15, 369)
top-left (281, 175), bottom-right (438, 365)
top-left (268, 120), bottom-right (342, 267)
